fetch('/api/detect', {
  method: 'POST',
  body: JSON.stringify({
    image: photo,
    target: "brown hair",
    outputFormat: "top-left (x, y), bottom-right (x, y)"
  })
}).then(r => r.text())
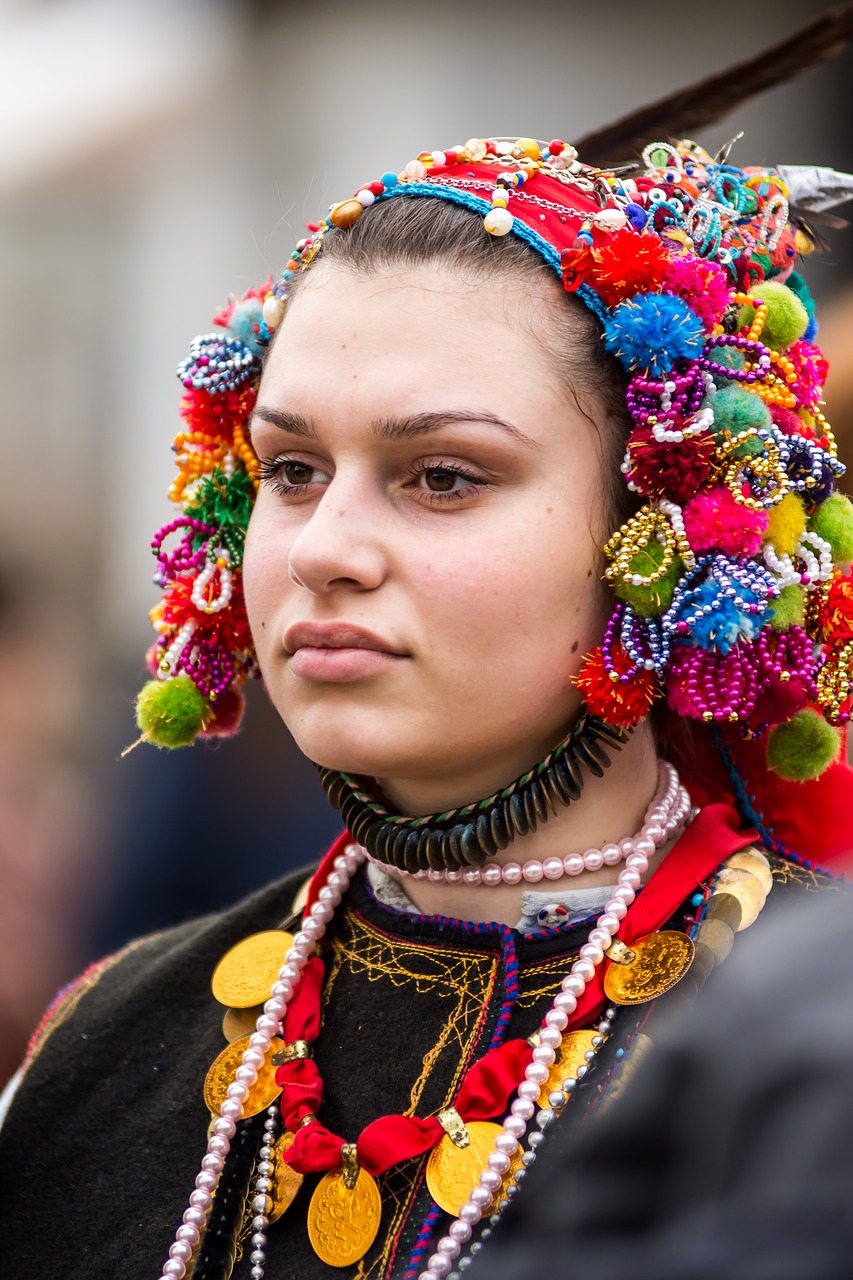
top-left (284, 195), bottom-right (637, 531)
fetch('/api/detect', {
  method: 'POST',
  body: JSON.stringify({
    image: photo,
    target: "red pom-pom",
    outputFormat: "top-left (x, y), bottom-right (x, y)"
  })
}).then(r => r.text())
top-left (591, 230), bottom-right (671, 309)
top-left (817, 572), bottom-right (853, 643)
top-left (179, 386), bottom-right (257, 441)
top-left (575, 645), bottom-right (658, 727)
top-left (683, 486), bottom-right (768, 556)
top-left (626, 423), bottom-right (715, 503)
top-left (751, 676), bottom-right (808, 727)
top-left (198, 686), bottom-right (246, 738)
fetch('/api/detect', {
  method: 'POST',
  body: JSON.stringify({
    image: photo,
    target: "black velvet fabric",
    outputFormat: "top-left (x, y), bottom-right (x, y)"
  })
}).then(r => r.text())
top-left (0, 850), bottom-right (835, 1280)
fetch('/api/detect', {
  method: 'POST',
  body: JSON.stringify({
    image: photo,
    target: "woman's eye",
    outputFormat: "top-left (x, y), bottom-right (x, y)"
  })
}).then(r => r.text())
top-left (423, 467), bottom-right (463, 492)
top-left (282, 460), bottom-right (315, 486)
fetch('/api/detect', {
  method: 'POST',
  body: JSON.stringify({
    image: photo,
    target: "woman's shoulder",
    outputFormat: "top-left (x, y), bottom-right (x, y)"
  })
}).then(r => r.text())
top-left (19, 860), bottom-right (318, 1082)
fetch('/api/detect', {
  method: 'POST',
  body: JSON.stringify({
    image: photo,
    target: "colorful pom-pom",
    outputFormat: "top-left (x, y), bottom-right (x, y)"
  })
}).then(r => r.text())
top-left (711, 386), bottom-right (771, 441)
top-left (809, 493), bottom-right (853, 567)
top-left (575, 645), bottom-right (658, 728)
top-left (662, 256), bottom-right (731, 330)
top-left (612, 538), bottom-right (683, 617)
top-left (766, 707), bottom-right (842, 780)
top-left (739, 281), bottom-right (808, 352)
top-left (768, 584), bottom-right (806, 630)
top-left (135, 674), bottom-right (210, 749)
top-left (816, 572), bottom-right (853, 643)
top-left (603, 292), bottom-right (705, 374)
top-left (765, 492), bottom-right (806, 557)
top-left (625, 424), bottom-right (715, 505)
top-left (683, 486), bottom-right (769, 557)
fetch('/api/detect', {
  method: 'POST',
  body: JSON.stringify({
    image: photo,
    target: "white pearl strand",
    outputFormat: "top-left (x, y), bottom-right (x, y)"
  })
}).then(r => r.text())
top-left (156, 845), bottom-right (360, 1280)
top-left (417, 766), bottom-right (690, 1280)
top-left (368, 761), bottom-right (686, 886)
top-left (158, 766), bottom-right (690, 1280)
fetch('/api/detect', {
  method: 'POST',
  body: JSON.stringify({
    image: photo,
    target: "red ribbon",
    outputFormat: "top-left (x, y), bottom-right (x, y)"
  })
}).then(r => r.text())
top-left (289, 804), bottom-right (755, 1177)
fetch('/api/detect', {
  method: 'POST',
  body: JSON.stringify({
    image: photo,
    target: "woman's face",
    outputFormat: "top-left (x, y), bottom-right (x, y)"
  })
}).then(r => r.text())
top-left (244, 264), bottom-right (612, 811)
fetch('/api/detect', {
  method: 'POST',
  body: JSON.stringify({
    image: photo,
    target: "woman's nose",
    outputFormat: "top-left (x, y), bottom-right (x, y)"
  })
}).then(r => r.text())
top-left (287, 478), bottom-right (389, 596)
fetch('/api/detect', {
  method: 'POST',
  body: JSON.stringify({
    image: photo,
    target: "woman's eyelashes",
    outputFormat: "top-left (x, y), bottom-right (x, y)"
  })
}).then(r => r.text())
top-left (257, 454), bottom-right (495, 506)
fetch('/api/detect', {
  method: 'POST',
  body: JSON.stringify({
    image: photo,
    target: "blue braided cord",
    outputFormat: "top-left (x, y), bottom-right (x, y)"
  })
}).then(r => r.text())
top-left (712, 730), bottom-right (844, 880)
top-left (487, 925), bottom-right (520, 1051)
top-left (402, 1202), bottom-right (445, 1280)
top-left (374, 183), bottom-right (610, 328)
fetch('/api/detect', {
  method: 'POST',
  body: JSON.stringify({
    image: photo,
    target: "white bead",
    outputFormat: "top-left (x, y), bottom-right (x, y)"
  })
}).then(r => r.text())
top-left (177, 1225), bottom-right (200, 1246)
top-left (495, 1133), bottom-right (519, 1156)
top-left (163, 1261), bottom-right (186, 1279)
top-left (626, 853), bottom-right (649, 873)
top-left (484, 207), bottom-right (514, 235)
top-left (212, 1116), bottom-right (235, 1138)
top-left (525, 1062), bottom-right (549, 1085)
top-left (563, 853), bottom-right (585, 876)
top-left (573, 959), bottom-right (595, 982)
top-left (450, 1220), bottom-right (473, 1242)
top-left (503, 1115), bottom-right (526, 1138)
top-left (427, 1254), bottom-right (453, 1277)
top-left (438, 1237), bottom-right (461, 1259)
top-left (183, 1206), bottom-right (207, 1229)
top-left (502, 863), bottom-right (522, 885)
top-left (517, 1081), bottom-right (540, 1102)
top-left (481, 864), bottom-right (502, 886)
top-left (487, 1152), bottom-right (510, 1175)
top-left (562, 973), bottom-right (586, 996)
top-left (462, 868), bottom-right (481, 886)
top-left (481, 1166), bottom-right (504, 1188)
top-left (598, 913), bottom-right (620, 934)
top-left (539, 1026), bottom-right (562, 1049)
top-left (621, 870), bottom-right (641, 890)
top-left (532, 1045), bottom-right (555, 1066)
top-left (522, 861), bottom-right (544, 883)
top-left (202, 1153), bottom-right (224, 1172)
top-left (544, 1009), bottom-right (568, 1032)
top-left (510, 1097), bottom-right (535, 1120)
top-left (579, 944), bottom-right (603, 965)
top-left (235, 1066), bottom-right (258, 1086)
top-left (189, 1189), bottom-right (213, 1211)
top-left (554, 992), bottom-right (578, 1015)
top-left (634, 837), bottom-right (655, 857)
top-left (220, 1099), bottom-right (243, 1120)
top-left (169, 1241), bottom-right (193, 1263)
top-left (255, 1015), bottom-right (278, 1035)
top-left (195, 1171), bottom-right (218, 1192)
top-left (542, 857), bottom-right (564, 880)
top-left (583, 849), bottom-right (604, 871)
top-left (470, 1186), bottom-right (494, 1208)
top-left (356, 188), bottom-right (375, 207)
top-left (249, 1033), bottom-right (271, 1053)
top-left (459, 1203), bottom-right (482, 1224)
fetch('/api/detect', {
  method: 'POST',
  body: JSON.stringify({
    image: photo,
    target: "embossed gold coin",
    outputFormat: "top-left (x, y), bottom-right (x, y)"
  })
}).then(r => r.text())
top-left (725, 847), bottom-right (773, 896)
top-left (269, 1131), bottom-right (303, 1223)
top-left (212, 930), bottom-right (295, 1008)
top-left (203, 1034), bottom-right (285, 1118)
top-left (537, 1029), bottom-right (598, 1107)
top-left (426, 1121), bottom-right (504, 1216)
top-left (222, 1004), bottom-right (263, 1043)
top-left (603, 931), bottom-right (694, 1005)
top-left (307, 1167), bottom-right (382, 1267)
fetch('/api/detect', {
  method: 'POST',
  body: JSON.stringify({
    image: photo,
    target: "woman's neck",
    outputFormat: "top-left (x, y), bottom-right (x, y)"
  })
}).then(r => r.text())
top-left (369, 724), bottom-right (673, 927)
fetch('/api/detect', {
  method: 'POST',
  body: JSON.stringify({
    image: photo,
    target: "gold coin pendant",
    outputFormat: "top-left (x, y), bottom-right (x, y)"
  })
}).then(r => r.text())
top-left (268, 1131), bottom-right (303, 1223)
top-left (307, 1167), bottom-right (382, 1267)
top-left (537, 1029), bottom-right (598, 1107)
top-left (425, 1121), bottom-right (504, 1217)
top-left (203, 1034), bottom-right (285, 1118)
top-left (211, 930), bottom-right (295, 1009)
top-left (603, 930), bottom-right (695, 1005)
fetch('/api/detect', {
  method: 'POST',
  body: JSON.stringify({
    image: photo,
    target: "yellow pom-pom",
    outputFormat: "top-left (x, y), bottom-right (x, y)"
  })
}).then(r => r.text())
top-left (765, 493), bottom-right (806, 557)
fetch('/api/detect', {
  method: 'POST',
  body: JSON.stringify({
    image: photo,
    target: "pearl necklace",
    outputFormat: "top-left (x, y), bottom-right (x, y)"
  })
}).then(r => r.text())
top-left (157, 764), bottom-right (690, 1280)
top-left (367, 762), bottom-right (689, 887)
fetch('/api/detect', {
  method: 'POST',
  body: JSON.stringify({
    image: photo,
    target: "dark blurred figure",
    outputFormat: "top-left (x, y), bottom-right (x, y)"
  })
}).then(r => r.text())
top-left (474, 885), bottom-right (853, 1280)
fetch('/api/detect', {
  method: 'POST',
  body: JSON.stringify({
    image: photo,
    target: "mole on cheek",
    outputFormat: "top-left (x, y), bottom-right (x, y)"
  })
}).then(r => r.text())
top-left (571, 640), bottom-right (578, 653)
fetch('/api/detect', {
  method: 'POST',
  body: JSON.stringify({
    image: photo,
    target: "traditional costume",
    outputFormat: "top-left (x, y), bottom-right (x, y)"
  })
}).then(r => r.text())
top-left (3, 17), bottom-right (853, 1280)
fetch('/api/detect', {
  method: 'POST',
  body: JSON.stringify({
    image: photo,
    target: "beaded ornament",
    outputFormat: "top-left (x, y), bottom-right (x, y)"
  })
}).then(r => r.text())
top-left (136, 136), bottom-right (853, 781)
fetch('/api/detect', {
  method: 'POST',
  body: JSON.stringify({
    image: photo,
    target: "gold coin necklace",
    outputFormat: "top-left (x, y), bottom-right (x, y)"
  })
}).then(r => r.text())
top-left (162, 786), bottom-right (766, 1280)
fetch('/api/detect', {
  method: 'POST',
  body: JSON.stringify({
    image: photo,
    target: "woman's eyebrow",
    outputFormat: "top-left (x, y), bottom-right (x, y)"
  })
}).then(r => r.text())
top-left (375, 411), bottom-right (536, 446)
top-left (250, 405), bottom-right (536, 447)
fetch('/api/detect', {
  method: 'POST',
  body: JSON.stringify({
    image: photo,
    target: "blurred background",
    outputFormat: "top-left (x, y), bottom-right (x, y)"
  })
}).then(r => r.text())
top-left (1, 0), bottom-right (851, 1082)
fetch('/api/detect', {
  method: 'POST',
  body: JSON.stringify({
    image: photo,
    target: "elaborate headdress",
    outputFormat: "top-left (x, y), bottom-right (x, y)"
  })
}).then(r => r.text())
top-left (133, 17), bottom-right (853, 861)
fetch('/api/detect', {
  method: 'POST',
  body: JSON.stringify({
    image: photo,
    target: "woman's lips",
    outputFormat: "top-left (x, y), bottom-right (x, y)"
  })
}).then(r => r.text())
top-left (284, 622), bottom-right (409, 683)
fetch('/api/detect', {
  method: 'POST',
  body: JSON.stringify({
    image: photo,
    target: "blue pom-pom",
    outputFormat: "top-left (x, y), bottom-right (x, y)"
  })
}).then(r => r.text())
top-left (675, 578), bottom-right (770, 653)
top-left (226, 299), bottom-right (270, 354)
top-left (604, 292), bottom-right (705, 374)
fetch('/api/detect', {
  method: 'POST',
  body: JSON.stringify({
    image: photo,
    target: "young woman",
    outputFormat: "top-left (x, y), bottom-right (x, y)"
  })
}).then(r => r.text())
top-left (1, 133), bottom-right (852, 1280)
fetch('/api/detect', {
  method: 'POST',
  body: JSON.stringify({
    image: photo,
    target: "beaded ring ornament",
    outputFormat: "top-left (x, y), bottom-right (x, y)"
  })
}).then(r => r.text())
top-left (136, 135), bottom-right (853, 782)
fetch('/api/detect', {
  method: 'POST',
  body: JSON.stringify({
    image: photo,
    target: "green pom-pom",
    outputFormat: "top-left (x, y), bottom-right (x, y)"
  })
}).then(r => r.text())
top-left (766, 708), bottom-right (841, 781)
top-left (768, 584), bottom-right (806, 630)
top-left (135, 675), bottom-right (209, 748)
top-left (614, 542), bottom-right (683, 617)
top-left (738, 281), bottom-right (808, 352)
top-left (809, 493), bottom-right (853, 566)
top-left (711, 385), bottom-right (771, 445)
top-left (711, 346), bottom-right (746, 386)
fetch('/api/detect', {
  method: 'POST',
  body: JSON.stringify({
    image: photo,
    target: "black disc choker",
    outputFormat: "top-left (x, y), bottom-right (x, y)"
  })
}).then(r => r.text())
top-left (317, 714), bottom-right (630, 874)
